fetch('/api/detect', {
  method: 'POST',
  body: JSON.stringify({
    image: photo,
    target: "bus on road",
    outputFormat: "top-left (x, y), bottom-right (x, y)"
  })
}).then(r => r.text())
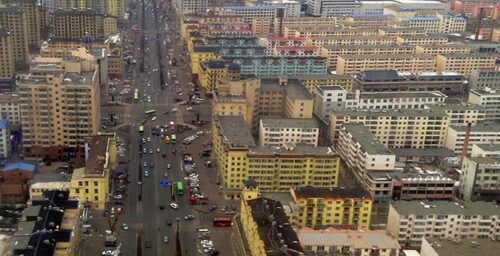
top-left (138, 125), bottom-right (144, 134)
top-left (144, 109), bottom-right (156, 116)
top-left (213, 218), bottom-right (232, 227)
top-left (176, 182), bottom-right (184, 195)
top-left (171, 134), bottom-right (176, 144)
top-left (134, 88), bottom-right (139, 101)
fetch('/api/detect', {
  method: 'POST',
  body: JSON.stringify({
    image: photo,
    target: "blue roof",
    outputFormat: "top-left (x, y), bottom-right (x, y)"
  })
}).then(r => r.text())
top-left (3, 162), bottom-right (38, 172)
top-left (455, 17), bottom-right (466, 21)
top-left (403, 17), bottom-right (440, 21)
top-left (225, 5), bottom-right (278, 10)
top-left (352, 14), bottom-right (394, 18)
top-left (0, 119), bottom-right (7, 129)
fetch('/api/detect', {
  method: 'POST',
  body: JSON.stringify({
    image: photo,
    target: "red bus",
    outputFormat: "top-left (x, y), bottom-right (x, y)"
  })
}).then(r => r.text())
top-left (213, 218), bottom-right (232, 227)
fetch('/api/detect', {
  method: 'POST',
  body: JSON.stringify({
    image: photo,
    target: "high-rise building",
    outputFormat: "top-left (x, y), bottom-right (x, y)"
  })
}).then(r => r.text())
top-left (0, 28), bottom-right (14, 81)
top-left (2, 0), bottom-right (41, 47)
top-left (0, 6), bottom-right (30, 68)
top-left (53, 9), bottom-right (108, 39)
top-left (175, 0), bottom-right (208, 14)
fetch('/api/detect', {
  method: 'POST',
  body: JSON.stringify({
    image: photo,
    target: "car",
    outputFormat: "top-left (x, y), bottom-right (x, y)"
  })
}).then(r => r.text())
top-left (166, 219), bottom-right (172, 226)
top-left (169, 121), bottom-right (174, 125)
top-left (159, 204), bottom-right (165, 210)
top-left (145, 240), bottom-right (152, 248)
top-left (143, 148), bottom-right (147, 153)
top-left (184, 215), bottom-right (195, 220)
top-left (167, 163), bottom-right (171, 169)
top-left (147, 137), bottom-right (151, 142)
top-left (121, 223), bottom-right (129, 231)
top-left (114, 200), bottom-right (124, 205)
top-left (149, 148), bottom-right (153, 154)
top-left (141, 138), bottom-right (146, 144)
top-left (152, 116), bottom-right (157, 121)
top-left (144, 170), bottom-right (149, 177)
top-left (163, 235), bottom-right (169, 243)
top-left (208, 250), bottom-right (220, 256)
top-left (163, 172), bottom-right (168, 178)
top-left (143, 162), bottom-right (147, 167)
top-left (149, 162), bottom-right (154, 168)
top-left (113, 195), bottom-right (123, 200)
top-left (156, 147), bottom-right (160, 153)
top-left (162, 153), bottom-right (167, 158)
top-left (170, 203), bottom-right (179, 210)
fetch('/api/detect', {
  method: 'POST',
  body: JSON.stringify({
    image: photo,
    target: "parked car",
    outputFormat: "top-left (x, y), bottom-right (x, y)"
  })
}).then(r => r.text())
top-left (163, 236), bottom-right (169, 243)
top-left (121, 223), bottom-right (129, 231)
top-left (170, 203), bottom-right (179, 210)
top-left (184, 215), bottom-right (195, 220)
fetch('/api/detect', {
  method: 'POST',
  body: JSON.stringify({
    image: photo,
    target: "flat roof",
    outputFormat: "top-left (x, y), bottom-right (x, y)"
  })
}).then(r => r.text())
top-left (317, 85), bottom-right (345, 92)
top-left (216, 116), bottom-right (256, 148)
top-left (424, 238), bottom-right (500, 256)
top-left (293, 186), bottom-right (370, 199)
top-left (260, 78), bottom-right (284, 91)
top-left (470, 89), bottom-right (500, 96)
top-left (85, 135), bottom-right (111, 175)
top-left (62, 71), bottom-right (95, 85)
top-left (391, 148), bottom-right (455, 157)
top-left (323, 44), bottom-right (414, 50)
top-left (343, 124), bottom-right (394, 155)
top-left (360, 91), bottom-right (446, 99)
top-left (31, 173), bottom-right (71, 184)
top-left (430, 101), bottom-right (485, 112)
top-left (284, 79), bottom-right (314, 100)
top-left (249, 144), bottom-right (335, 155)
top-left (391, 200), bottom-right (500, 216)
top-left (439, 53), bottom-right (495, 58)
top-left (261, 118), bottom-right (318, 129)
top-left (468, 156), bottom-right (500, 165)
top-left (339, 54), bottom-right (434, 59)
top-left (332, 108), bottom-right (448, 118)
top-left (474, 144), bottom-right (500, 152)
top-left (450, 124), bottom-right (500, 133)
top-left (298, 228), bottom-right (401, 249)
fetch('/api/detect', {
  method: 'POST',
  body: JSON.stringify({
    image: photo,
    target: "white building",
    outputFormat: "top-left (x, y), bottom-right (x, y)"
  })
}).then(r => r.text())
top-left (461, 153), bottom-right (500, 202)
top-left (427, 101), bottom-right (485, 126)
top-left (263, 0), bottom-right (301, 17)
top-left (314, 85), bottom-right (447, 120)
top-left (216, 5), bottom-right (282, 23)
top-left (337, 123), bottom-right (396, 176)
top-left (445, 124), bottom-right (500, 155)
top-left (469, 88), bottom-right (500, 123)
top-left (0, 93), bottom-right (20, 128)
top-left (259, 118), bottom-right (319, 147)
top-left (175, 0), bottom-right (208, 14)
top-left (306, 0), bottom-right (362, 17)
top-left (469, 70), bottom-right (500, 90)
top-left (392, 0), bottom-right (451, 12)
top-left (471, 144), bottom-right (500, 158)
top-left (0, 119), bottom-right (10, 159)
top-left (387, 200), bottom-right (500, 247)
top-left (359, 1), bottom-right (396, 14)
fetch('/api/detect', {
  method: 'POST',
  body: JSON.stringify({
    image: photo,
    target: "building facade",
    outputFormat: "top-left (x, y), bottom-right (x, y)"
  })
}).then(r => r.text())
top-left (53, 9), bottom-right (107, 39)
top-left (2, 0), bottom-right (41, 47)
top-left (469, 70), bottom-right (500, 90)
top-left (0, 6), bottom-right (29, 68)
top-left (0, 28), bottom-right (14, 82)
top-left (336, 54), bottom-right (436, 75)
top-left (460, 153), bottom-right (500, 202)
top-left (0, 119), bottom-right (10, 159)
top-left (436, 54), bottom-right (496, 76)
top-left (469, 88), bottom-right (500, 122)
top-left (0, 93), bottom-right (20, 127)
top-left (258, 118), bottom-right (319, 147)
top-left (445, 124), bottom-right (500, 155)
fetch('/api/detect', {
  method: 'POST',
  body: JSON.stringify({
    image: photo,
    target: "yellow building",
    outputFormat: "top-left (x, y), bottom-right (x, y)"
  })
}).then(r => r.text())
top-left (436, 53), bottom-right (496, 76)
top-left (103, 15), bottom-right (118, 38)
top-left (29, 173), bottom-right (71, 199)
top-left (294, 28), bottom-right (377, 39)
top-left (492, 27), bottom-right (500, 42)
top-left (277, 17), bottom-right (338, 37)
top-left (0, 6), bottom-right (29, 68)
top-left (19, 57), bottom-right (100, 159)
top-left (282, 78), bottom-right (314, 118)
top-left (190, 46), bottom-right (221, 75)
top-left (251, 18), bottom-right (271, 37)
top-left (53, 9), bottom-right (106, 39)
top-left (336, 54), bottom-right (436, 75)
top-left (2, 0), bottom-right (40, 47)
top-left (415, 44), bottom-right (471, 55)
top-left (70, 133), bottom-right (117, 210)
top-left (377, 27), bottom-right (426, 37)
top-left (0, 28), bottom-right (14, 80)
top-left (306, 36), bottom-right (395, 47)
top-left (289, 187), bottom-right (373, 229)
top-left (198, 60), bottom-right (227, 91)
top-left (395, 35), bottom-right (448, 45)
top-left (212, 115), bottom-right (340, 200)
top-left (320, 44), bottom-right (415, 71)
top-left (293, 74), bottom-right (354, 93)
top-left (55, 207), bottom-right (81, 256)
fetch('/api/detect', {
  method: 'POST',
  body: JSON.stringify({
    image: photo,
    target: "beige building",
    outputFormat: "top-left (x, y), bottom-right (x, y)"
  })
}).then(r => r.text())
top-left (2, 0), bottom-right (40, 47)
top-left (387, 200), bottom-right (500, 248)
top-left (293, 27), bottom-right (377, 38)
top-left (415, 44), bottom-right (472, 55)
top-left (294, 74), bottom-right (354, 93)
top-left (329, 108), bottom-right (450, 148)
top-left (251, 18), bottom-right (272, 37)
top-left (53, 9), bottom-right (106, 39)
top-left (306, 35), bottom-right (394, 47)
top-left (18, 57), bottom-right (100, 159)
top-left (103, 16), bottom-right (118, 38)
top-left (436, 53), bottom-right (496, 76)
top-left (0, 28), bottom-right (14, 80)
top-left (0, 6), bottom-right (29, 68)
top-left (377, 27), bottom-right (426, 37)
top-left (492, 27), bottom-right (500, 42)
top-left (29, 173), bottom-right (71, 199)
top-left (277, 17), bottom-right (338, 36)
top-left (445, 124), bottom-right (500, 155)
top-left (336, 54), bottom-right (436, 75)
top-left (428, 101), bottom-right (485, 126)
top-left (258, 118), bottom-right (319, 147)
top-left (395, 35), bottom-right (448, 45)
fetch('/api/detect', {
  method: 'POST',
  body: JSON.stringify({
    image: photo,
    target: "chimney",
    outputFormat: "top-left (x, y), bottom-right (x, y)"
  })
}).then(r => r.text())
top-left (459, 123), bottom-right (472, 168)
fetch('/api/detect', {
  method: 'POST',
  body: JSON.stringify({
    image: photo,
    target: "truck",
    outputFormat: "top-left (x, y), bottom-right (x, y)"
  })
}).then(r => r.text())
top-left (189, 197), bottom-right (208, 205)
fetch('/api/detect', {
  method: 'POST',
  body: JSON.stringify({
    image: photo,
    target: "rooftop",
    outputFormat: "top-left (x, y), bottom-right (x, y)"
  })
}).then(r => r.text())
top-left (430, 101), bottom-right (485, 112)
top-left (224, 5), bottom-right (279, 10)
top-left (284, 79), bottom-right (314, 100)
top-left (84, 135), bottom-right (112, 175)
top-left (359, 91), bottom-right (447, 99)
top-left (317, 85), bottom-right (345, 92)
top-left (424, 238), bottom-right (500, 256)
top-left (391, 148), bottom-right (455, 157)
top-left (450, 124), bottom-right (500, 133)
top-left (339, 54), bottom-right (434, 59)
top-left (343, 124), bottom-right (393, 155)
top-left (323, 44), bottom-right (414, 50)
top-left (391, 200), bottom-right (500, 216)
top-left (467, 156), bottom-right (500, 165)
top-left (298, 228), bottom-right (401, 249)
top-left (31, 173), bottom-right (72, 184)
top-left (62, 71), bottom-right (95, 85)
top-left (470, 88), bottom-right (500, 96)
top-left (261, 118), bottom-right (318, 129)
top-left (474, 144), bottom-right (500, 152)
top-left (332, 108), bottom-right (448, 118)
top-left (293, 186), bottom-right (370, 199)
top-left (249, 144), bottom-right (335, 156)
top-left (439, 53), bottom-right (495, 58)
top-left (351, 14), bottom-right (395, 18)
top-left (246, 198), bottom-right (304, 256)
top-left (216, 116), bottom-right (256, 148)
top-left (3, 162), bottom-right (38, 172)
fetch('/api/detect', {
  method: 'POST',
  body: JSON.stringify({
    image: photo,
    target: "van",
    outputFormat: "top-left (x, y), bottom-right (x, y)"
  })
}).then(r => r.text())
top-left (197, 228), bottom-right (209, 234)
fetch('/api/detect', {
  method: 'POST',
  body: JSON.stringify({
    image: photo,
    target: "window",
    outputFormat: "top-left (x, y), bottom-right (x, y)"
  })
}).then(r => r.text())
top-left (75, 189), bottom-right (80, 194)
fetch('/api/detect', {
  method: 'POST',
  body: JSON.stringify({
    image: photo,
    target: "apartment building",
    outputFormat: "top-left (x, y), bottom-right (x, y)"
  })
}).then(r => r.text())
top-left (468, 88), bottom-right (500, 122)
top-left (0, 6), bottom-right (29, 68)
top-left (275, 17), bottom-right (338, 36)
top-left (290, 187), bottom-right (373, 230)
top-left (391, 170), bottom-right (455, 201)
top-left (436, 53), bottom-right (496, 76)
top-left (29, 173), bottom-right (71, 199)
top-left (378, 27), bottom-right (426, 37)
top-left (344, 14), bottom-right (395, 28)
top-left (2, 0), bottom-right (40, 47)
top-left (471, 143), bottom-right (500, 158)
top-left (0, 28), bottom-right (14, 82)
top-left (298, 228), bottom-right (401, 256)
top-left (396, 15), bottom-right (465, 34)
top-left (420, 237), bottom-right (500, 256)
top-left (198, 60), bottom-right (226, 91)
top-left (387, 200), bottom-right (500, 248)
top-left (329, 108), bottom-right (450, 148)
top-left (320, 44), bottom-right (415, 70)
top-left (18, 58), bottom-right (100, 160)
top-left (70, 133), bottom-right (116, 210)
top-left (469, 70), bottom-right (500, 90)
top-left (0, 93), bottom-right (20, 127)
top-left (493, 27), bottom-right (500, 42)
top-left (353, 70), bottom-right (466, 96)
top-left (225, 56), bottom-right (328, 76)
top-left (272, 46), bottom-right (318, 57)
top-left (428, 101), bottom-right (485, 126)
top-left (0, 119), bottom-right (10, 159)
top-left (251, 18), bottom-right (272, 37)
top-left (174, 0), bottom-right (207, 14)
top-left (190, 46), bottom-right (221, 75)
top-left (415, 45), bottom-right (472, 55)
top-left (258, 118), bottom-right (319, 147)
top-left (306, 36), bottom-right (394, 47)
top-left (103, 15), bottom-right (118, 38)
top-left (461, 155), bottom-right (500, 202)
top-left (294, 74), bottom-right (353, 93)
top-left (338, 124), bottom-right (396, 175)
top-left (216, 5), bottom-right (282, 24)
top-left (212, 115), bottom-right (340, 200)
top-left (445, 124), bottom-right (500, 155)
top-left (53, 9), bottom-right (108, 39)
top-left (306, 0), bottom-right (361, 16)
top-left (259, 37), bottom-right (307, 52)
top-left (395, 35), bottom-right (448, 46)
top-left (336, 54), bottom-right (436, 75)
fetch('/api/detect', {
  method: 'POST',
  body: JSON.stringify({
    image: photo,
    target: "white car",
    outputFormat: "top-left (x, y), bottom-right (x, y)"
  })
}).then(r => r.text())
top-left (156, 148), bottom-right (161, 153)
top-left (147, 137), bottom-right (151, 142)
top-left (169, 121), bottom-right (174, 125)
top-left (152, 116), bottom-right (157, 121)
top-left (170, 203), bottom-right (179, 210)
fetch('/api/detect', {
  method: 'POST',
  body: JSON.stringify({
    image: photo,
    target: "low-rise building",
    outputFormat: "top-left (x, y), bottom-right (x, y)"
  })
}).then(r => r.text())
top-left (0, 161), bottom-right (38, 203)
top-left (365, 171), bottom-right (394, 201)
top-left (391, 170), bottom-right (455, 201)
top-left (460, 149), bottom-right (500, 201)
top-left (306, 35), bottom-right (394, 47)
top-left (225, 56), bottom-right (328, 76)
top-left (436, 53), bottom-right (496, 76)
top-left (336, 54), bottom-right (436, 75)
top-left (29, 173), bottom-right (71, 199)
top-left (471, 143), bottom-right (500, 158)
top-left (378, 27), bottom-right (426, 37)
top-left (259, 118), bottom-right (319, 147)
top-left (294, 74), bottom-right (353, 93)
top-left (0, 119), bottom-right (10, 159)
top-left (390, 148), bottom-right (456, 163)
top-left (420, 237), bottom-right (500, 256)
top-left (353, 70), bottom-right (466, 96)
top-left (70, 133), bottom-right (117, 210)
top-left (298, 228), bottom-right (401, 256)
top-left (275, 17), bottom-right (338, 37)
top-left (415, 44), bottom-right (471, 55)
top-left (428, 100), bottom-right (485, 126)
top-left (0, 93), bottom-right (20, 127)
top-left (468, 88), bottom-right (500, 122)
top-left (395, 35), bottom-right (449, 45)
top-left (387, 200), bottom-right (500, 248)
top-left (344, 14), bottom-right (395, 29)
top-left (445, 124), bottom-right (500, 155)
top-left (469, 70), bottom-right (500, 90)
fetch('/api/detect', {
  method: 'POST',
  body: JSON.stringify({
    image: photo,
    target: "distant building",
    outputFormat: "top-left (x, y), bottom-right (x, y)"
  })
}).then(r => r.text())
top-left (0, 6), bottom-right (30, 68)
top-left (460, 144), bottom-right (500, 201)
top-left (420, 237), bottom-right (500, 256)
top-left (436, 53), bottom-right (496, 76)
top-left (469, 88), bottom-right (500, 122)
top-left (216, 5), bottom-right (285, 23)
top-left (445, 124), bottom-right (500, 155)
top-left (258, 118), bottom-right (319, 147)
top-left (175, 0), bottom-right (208, 14)
top-left (0, 119), bottom-right (10, 159)
top-left (0, 161), bottom-right (39, 203)
top-left (469, 70), bottom-right (500, 90)
top-left (337, 54), bottom-right (436, 75)
top-left (427, 100), bottom-right (485, 126)
top-left (0, 93), bottom-right (20, 127)
top-left (0, 28), bottom-right (14, 83)
top-left (29, 173), bottom-right (71, 199)
top-left (306, 0), bottom-right (361, 17)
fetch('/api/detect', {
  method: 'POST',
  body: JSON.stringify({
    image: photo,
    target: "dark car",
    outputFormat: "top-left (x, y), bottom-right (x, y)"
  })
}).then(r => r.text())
top-left (114, 200), bottom-right (124, 205)
top-left (166, 219), bottom-right (172, 226)
top-left (159, 204), bottom-right (165, 210)
top-left (208, 250), bottom-right (220, 256)
top-left (145, 240), bottom-right (152, 248)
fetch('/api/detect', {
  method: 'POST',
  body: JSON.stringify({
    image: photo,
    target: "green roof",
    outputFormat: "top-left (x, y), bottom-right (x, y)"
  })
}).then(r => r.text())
top-left (332, 108), bottom-right (448, 118)
top-left (430, 101), bottom-right (485, 112)
top-left (249, 144), bottom-right (335, 155)
top-left (217, 116), bottom-right (255, 148)
top-left (343, 124), bottom-right (394, 155)
top-left (391, 200), bottom-right (500, 216)
top-left (261, 118), bottom-right (318, 129)
top-left (450, 124), bottom-right (500, 133)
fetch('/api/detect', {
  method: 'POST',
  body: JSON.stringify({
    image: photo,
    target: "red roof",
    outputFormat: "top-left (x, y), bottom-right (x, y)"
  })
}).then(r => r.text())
top-left (268, 37), bottom-right (306, 42)
top-left (275, 46), bottom-right (317, 51)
